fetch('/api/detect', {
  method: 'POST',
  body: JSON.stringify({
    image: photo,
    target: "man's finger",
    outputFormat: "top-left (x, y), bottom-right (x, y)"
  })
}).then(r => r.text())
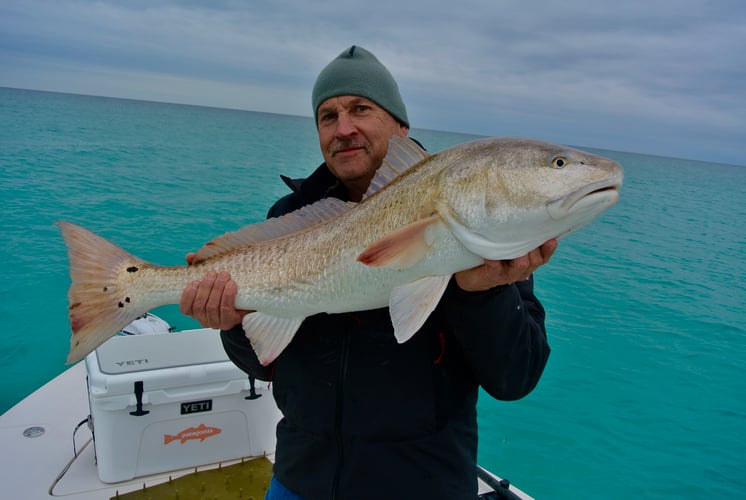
top-left (203, 272), bottom-right (229, 327)
top-left (179, 280), bottom-right (200, 316)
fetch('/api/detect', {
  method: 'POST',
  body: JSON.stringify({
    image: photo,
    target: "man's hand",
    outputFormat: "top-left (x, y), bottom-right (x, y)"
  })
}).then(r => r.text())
top-left (179, 253), bottom-right (253, 330)
top-left (454, 239), bottom-right (558, 292)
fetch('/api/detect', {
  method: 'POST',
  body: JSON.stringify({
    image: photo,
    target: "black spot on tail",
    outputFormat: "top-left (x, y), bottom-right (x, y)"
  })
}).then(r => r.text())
top-left (127, 266), bottom-right (139, 273)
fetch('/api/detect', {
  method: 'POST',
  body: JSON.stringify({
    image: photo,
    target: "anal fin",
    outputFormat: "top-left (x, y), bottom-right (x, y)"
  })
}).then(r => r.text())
top-left (241, 313), bottom-right (305, 365)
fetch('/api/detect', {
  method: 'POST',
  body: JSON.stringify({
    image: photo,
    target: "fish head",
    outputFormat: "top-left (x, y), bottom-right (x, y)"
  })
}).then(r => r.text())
top-left (436, 137), bottom-right (623, 260)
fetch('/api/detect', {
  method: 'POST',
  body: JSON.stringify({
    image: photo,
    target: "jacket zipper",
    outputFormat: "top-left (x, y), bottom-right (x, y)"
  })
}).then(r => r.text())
top-left (331, 330), bottom-right (351, 500)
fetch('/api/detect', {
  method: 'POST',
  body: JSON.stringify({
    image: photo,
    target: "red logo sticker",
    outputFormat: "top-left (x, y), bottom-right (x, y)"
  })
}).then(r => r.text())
top-left (164, 423), bottom-right (222, 445)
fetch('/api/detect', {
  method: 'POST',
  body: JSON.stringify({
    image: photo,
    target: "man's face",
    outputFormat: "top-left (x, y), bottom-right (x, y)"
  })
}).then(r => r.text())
top-left (317, 96), bottom-right (408, 200)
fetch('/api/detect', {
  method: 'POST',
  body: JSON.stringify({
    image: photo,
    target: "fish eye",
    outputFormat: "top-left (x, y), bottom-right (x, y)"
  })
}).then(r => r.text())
top-left (551, 156), bottom-right (568, 169)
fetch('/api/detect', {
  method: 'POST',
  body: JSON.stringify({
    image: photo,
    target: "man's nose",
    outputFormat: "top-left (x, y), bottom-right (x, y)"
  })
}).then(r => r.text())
top-left (335, 112), bottom-right (357, 137)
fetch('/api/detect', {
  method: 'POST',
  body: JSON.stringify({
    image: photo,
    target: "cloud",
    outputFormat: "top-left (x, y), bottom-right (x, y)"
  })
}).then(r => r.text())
top-left (1, 0), bottom-right (744, 164)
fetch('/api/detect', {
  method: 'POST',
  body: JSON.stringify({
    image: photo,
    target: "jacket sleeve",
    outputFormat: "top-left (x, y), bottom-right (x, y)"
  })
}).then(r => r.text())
top-left (442, 275), bottom-right (550, 401)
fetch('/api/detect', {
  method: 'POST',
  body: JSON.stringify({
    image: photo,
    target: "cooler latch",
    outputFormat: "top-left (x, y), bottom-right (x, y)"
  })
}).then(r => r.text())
top-left (244, 374), bottom-right (262, 401)
top-left (129, 380), bottom-right (150, 416)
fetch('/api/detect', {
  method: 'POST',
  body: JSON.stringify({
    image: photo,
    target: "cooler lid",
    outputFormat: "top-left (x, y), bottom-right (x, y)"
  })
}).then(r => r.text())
top-left (92, 329), bottom-right (229, 375)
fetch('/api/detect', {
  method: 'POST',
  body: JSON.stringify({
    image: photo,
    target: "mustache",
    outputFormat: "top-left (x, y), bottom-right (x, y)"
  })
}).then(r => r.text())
top-left (328, 139), bottom-right (371, 157)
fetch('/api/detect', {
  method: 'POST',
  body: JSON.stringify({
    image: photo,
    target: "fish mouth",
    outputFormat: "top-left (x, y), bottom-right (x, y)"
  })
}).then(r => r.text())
top-left (547, 176), bottom-right (622, 220)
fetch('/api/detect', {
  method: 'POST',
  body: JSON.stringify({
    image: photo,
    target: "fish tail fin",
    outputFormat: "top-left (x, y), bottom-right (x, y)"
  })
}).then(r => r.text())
top-left (57, 221), bottom-right (153, 364)
top-left (164, 434), bottom-right (177, 445)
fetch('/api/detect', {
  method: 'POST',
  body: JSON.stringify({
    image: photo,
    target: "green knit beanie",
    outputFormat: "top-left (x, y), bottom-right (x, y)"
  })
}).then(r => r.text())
top-left (312, 45), bottom-right (409, 127)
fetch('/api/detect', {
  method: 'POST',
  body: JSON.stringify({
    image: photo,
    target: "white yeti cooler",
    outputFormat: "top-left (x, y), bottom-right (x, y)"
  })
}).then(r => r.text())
top-left (84, 328), bottom-right (281, 483)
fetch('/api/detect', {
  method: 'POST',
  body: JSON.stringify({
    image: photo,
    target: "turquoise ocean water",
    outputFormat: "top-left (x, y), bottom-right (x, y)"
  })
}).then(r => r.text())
top-left (1, 87), bottom-right (744, 498)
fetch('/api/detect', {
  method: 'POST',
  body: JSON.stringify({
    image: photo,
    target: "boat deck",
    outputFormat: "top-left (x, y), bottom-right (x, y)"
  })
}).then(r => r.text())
top-left (1, 353), bottom-right (532, 499)
top-left (0, 362), bottom-right (273, 498)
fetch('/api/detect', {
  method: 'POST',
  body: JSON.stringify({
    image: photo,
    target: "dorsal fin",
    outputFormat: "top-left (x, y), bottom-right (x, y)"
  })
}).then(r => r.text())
top-left (192, 197), bottom-right (354, 262)
top-left (192, 137), bottom-right (428, 263)
top-left (362, 136), bottom-right (429, 199)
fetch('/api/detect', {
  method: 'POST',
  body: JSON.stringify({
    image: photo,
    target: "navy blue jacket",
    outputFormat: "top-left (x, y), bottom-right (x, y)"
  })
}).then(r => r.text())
top-left (220, 160), bottom-right (550, 500)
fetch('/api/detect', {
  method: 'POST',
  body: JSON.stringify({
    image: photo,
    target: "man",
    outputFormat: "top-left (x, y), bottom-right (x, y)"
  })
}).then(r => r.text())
top-left (181, 46), bottom-right (556, 499)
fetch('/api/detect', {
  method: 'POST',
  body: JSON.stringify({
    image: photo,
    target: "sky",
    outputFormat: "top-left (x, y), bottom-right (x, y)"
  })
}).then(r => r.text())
top-left (1, 0), bottom-right (745, 165)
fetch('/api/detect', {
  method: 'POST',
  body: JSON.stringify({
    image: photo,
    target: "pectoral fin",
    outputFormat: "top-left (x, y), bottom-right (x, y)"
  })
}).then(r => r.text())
top-left (389, 275), bottom-right (452, 343)
top-left (241, 313), bottom-right (305, 366)
top-left (357, 214), bottom-right (442, 269)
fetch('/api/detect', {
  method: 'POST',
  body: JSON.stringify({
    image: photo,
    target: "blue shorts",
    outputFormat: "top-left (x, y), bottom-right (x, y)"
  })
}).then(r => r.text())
top-left (266, 476), bottom-right (304, 499)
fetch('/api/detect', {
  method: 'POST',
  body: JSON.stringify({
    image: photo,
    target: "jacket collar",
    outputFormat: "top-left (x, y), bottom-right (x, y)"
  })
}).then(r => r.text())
top-left (280, 162), bottom-right (349, 203)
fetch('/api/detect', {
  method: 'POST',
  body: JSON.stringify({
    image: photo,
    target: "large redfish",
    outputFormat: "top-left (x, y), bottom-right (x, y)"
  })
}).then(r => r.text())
top-left (58, 136), bottom-right (623, 365)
